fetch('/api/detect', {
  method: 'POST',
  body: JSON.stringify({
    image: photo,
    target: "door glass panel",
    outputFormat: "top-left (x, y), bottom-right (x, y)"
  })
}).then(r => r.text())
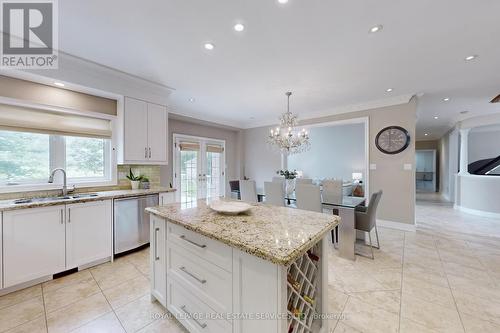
top-left (206, 151), bottom-right (221, 199)
top-left (180, 150), bottom-right (198, 204)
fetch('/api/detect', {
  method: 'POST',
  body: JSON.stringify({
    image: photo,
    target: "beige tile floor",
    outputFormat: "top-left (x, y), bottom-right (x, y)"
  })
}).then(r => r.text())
top-left (1, 200), bottom-right (500, 332)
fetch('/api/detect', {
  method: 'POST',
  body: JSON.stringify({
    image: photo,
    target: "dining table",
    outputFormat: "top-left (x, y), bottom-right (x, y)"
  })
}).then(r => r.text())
top-left (257, 192), bottom-right (365, 261)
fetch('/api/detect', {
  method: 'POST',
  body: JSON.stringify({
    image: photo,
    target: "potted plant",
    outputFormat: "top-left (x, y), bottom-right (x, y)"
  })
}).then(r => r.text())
top-left (141, 176), bottom-right (150, 189)
top-left (126, 168), bottom-right (143, 190)
top-left (277, 169), bottom-right (298, 196)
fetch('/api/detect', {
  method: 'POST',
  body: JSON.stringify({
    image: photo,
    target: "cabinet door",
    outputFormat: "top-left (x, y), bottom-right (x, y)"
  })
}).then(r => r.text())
top-left (124, 97), bottom-right (149, 162)
top-left (147, 103), bottom-right (168, 163)
top-left (150, 215), bottom-right (166, 306)
top-left (159, 192), bottom-right (175, 205)
top-left (66, 200), bottom-right (112, 269)
top-left (3, 206), bottom-right (66, 288)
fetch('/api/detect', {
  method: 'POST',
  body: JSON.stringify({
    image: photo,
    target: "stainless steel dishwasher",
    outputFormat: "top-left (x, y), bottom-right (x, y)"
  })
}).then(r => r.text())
top-left (114, 194), bottom-right (158, 254)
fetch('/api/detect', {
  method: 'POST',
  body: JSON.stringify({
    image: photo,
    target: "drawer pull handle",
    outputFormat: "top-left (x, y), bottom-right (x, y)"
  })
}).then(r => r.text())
top-left (154, 228), bottom-right (160, 260)
top-left (180, 266), bottom-right (207, 284)
top-left (180, 235), bottom-right (207, 249)
top-left (180, 305), bottom-right (207, 329)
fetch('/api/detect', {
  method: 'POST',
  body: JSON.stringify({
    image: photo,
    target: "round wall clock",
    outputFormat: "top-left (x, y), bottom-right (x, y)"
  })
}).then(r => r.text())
top-left (375, 126), bottom-right (410, 154)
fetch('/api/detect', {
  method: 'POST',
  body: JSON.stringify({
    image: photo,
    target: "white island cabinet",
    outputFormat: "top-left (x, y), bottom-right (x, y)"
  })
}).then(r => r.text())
top-left (147, 200), bottom-right (339, 333)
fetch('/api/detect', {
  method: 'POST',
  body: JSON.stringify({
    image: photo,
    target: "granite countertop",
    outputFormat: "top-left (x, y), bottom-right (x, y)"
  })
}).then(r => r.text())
top-left (0, 187), bottom-right (176, 212)
top-left (146, 199), bottom-right (340, 266)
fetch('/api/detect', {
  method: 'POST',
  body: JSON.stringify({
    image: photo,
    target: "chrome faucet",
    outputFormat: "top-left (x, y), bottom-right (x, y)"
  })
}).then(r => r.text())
top-left (48, 168), bottom-right (68, 196)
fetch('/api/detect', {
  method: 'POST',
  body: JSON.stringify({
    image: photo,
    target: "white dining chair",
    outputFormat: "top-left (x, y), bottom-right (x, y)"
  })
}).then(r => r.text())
top-left (295, 178), bottom-right (313, 185)
top-left (264, 181), bottom-right (285, 207)
top-left (295, 184), bottom-right (322, 212)
top-left (322, 179), bottom-right (343, 204)
top-left (239, 180), bottom-right (258, 203)
top-left (272, 176), bottom-right (285, 184)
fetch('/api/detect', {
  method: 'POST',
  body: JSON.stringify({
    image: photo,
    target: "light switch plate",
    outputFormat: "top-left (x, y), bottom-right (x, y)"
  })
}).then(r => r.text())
top-left (404, 163), bottom-right (412, 170)
top-left (370, 164), bottom-right (377, 170)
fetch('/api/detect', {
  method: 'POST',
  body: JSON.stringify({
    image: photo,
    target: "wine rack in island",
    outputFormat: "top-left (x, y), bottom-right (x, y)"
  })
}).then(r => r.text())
top-left (287, 243), bottom-right (324, 333)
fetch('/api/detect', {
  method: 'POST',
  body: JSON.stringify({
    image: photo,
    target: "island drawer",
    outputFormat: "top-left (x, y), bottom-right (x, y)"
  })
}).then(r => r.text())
top-left (167, 222), bottom-right (232, 272)
top-left (168, 245), bottom-right (232, 314)
top-left (167, 278), bottom-right (232, 333)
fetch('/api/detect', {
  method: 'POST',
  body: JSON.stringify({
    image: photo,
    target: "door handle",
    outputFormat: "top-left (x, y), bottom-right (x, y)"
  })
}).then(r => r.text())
top-left (180, 305), bottom-right (207, 329)
top-left (68, 208), bottom-right (71, 223)
top-left (149, 147), bottom-right (151, 158)
top-left (60, 209), bottom-right (64, 224)
top-left (180, 235), bottom-right (207, 248)
top-left (154, 227), bottom-right (160, 260)
top-left (145, 147), bottom-right (148, 158)
top-left (179, 266), bottom-right (207, 284)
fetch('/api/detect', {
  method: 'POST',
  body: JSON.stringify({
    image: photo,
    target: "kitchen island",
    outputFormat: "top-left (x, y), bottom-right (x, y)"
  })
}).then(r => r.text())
top-left (146, 199), bottom-right (339, 333)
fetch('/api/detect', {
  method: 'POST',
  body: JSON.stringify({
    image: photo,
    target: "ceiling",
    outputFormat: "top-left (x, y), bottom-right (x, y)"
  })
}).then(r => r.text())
top-left (57, 0), bottom-right (500, 136)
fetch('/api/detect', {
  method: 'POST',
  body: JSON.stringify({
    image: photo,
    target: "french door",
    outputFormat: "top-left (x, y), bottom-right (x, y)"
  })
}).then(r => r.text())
top-left (173, 134), bottom-right (226, 204)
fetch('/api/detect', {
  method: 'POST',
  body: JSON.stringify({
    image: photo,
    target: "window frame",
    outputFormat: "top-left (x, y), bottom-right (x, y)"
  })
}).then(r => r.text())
top-left (0, 102), bottom-right (117, 194)
top-left (0, 131), bottom-right (117, 193)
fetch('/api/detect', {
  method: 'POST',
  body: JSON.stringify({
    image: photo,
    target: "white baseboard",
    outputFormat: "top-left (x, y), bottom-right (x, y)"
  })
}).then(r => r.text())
top-left (454, 205), bottom-right (500, 219)
top-left (377, 219), bottom-right (416, 232)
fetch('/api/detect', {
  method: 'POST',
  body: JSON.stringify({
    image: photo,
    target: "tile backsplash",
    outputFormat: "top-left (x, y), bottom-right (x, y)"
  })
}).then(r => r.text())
top-left (0, 164), bottom-right (162, 200)
top-left (117, 165), bottom-right (161, 188)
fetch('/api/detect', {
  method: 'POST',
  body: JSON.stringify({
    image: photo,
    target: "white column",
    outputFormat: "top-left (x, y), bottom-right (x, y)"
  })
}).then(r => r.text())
top-left (458, 128), bottom-right (471, 175)
top-left (281, 153), bottom-right (288, 170)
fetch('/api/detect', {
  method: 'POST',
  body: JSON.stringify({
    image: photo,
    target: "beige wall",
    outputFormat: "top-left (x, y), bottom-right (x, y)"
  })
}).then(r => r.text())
top-left (161, 115), bottom-right (242, 196)
top-left (0, 75), bottom-right (117, 115)
top-left (243, 99), bottom-right (417, 225)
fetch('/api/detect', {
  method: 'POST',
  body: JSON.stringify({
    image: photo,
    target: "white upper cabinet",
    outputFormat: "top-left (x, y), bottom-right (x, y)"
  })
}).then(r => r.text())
top-left (3, 205), bottom-right (66, 288)
top-left (147, 103), bottom-right (168, 162)
top-left (121, 97), bottom-right (168, 165)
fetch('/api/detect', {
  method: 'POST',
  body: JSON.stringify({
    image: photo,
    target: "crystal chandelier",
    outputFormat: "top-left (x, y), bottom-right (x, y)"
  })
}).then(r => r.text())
top-left (268, 92), bottom-right (310, 155)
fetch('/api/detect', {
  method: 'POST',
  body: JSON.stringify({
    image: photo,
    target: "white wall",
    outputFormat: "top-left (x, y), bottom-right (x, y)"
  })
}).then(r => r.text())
top-left (468, 129), bottom-right (500, 163)
top-left (288, 123), bottom-right (365, 182)
top-left (243, 126), bottom-right (281, 192)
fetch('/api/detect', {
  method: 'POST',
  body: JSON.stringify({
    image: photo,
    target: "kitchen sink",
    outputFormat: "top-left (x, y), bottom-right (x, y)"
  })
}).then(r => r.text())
top-left (13, 193), bottom-right (99, 204)
top-left (13, 196), bottom-right (72, 204)
top-left (71, 193), bottom-right (99, 199)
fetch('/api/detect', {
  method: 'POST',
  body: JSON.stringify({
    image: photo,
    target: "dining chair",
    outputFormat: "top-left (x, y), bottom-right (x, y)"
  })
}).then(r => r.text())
top-left (264, 181), bottom-right (285, 207)
top-left (322, 179), bottom-right (343, 205)
top-left (295, 184), bottom-right (322, 212)
top-left (239, 180), bottom-right (258, 203)
top-left (295, 178), bottom-right (313, 185)
top-left (272, 176), bottom-right (285, 184)
top-left (354, 190), bottom-right (383, 259)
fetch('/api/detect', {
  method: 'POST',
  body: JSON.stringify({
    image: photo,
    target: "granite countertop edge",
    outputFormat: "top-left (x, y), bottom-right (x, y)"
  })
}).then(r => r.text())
top-left (146, 206), bottom-right (340, 266)
top-left (0, 188), bottom-right (177, 212)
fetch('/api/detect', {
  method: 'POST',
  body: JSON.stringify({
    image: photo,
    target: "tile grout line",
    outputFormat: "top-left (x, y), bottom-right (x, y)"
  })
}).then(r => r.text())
top-left (87, 268), bottom-right (128, 333)
top-left (41, 284), bottom-right (49, 333)
top-left (435, 237), bottom-right (467, 333)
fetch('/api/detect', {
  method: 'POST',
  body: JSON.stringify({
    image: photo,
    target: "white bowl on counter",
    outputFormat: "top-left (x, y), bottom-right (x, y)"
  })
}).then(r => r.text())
top-left (209, 201), bottom-right (252, 215)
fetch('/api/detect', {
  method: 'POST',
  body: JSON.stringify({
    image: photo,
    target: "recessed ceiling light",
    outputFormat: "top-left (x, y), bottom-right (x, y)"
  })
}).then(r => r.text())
top-left (54, 82), bottom-right (65, 87)
top-left (465, 55), bottom-right (478, 61)
top-left (234, 23), bottom-right (245, 32)
top-left (443, 97), bottom-right (450, 102)
top-left (188, 98), bottom-right (195, 103)
top-left (278, 0), bottom-right (289, 3)
top-left (386, 88), bottom-right (393, 92)
top-left (424, 133), bottom-right (429, 136)
top-left (434, 116), bottom-right (439, 119)
top-left (369, 25), bottom-right (383, 33)
top-left (204, 43), bottom-right (215, 50)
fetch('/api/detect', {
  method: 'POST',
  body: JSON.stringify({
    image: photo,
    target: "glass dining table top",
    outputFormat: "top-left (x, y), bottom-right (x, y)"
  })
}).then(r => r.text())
top-left (256, 192), bottom-right (366, 208)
